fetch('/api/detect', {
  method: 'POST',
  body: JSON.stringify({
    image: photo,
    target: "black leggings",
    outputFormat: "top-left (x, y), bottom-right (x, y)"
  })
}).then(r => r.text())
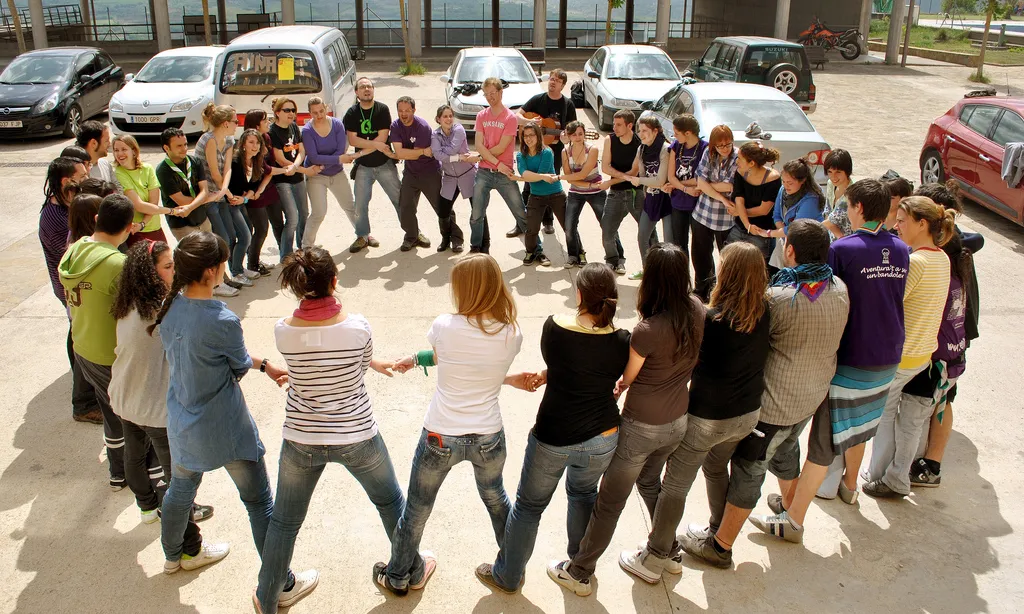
top-left (246, 205), bottom-right (270, 271)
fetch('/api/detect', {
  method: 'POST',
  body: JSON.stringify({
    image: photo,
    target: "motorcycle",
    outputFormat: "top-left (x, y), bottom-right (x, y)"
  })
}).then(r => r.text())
top-left (797, 16), bottom-right (863, 61)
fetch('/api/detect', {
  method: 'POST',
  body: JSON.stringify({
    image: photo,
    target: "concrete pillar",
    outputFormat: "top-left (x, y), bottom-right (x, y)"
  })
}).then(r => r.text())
top-left (885, 0), bottom-right (906, 64)
top-left (281, 0), bottom-right (295, 25)
top-left (532, 0), bottom-right (546, 48)
top-left (153, 0), bottom-right (171, 51)
top-left (407, 0), bottom-right (422, 57)
top-left (79, 0), bottom-right (91, 41)
top-left (774, 0), bottom-right (791, 40)
top-left (29, 0), bottom-right (46, 49)
top-left (655, 0), bottom-right (670, 44)
top-left (859, 0), bottom-right (872, 44)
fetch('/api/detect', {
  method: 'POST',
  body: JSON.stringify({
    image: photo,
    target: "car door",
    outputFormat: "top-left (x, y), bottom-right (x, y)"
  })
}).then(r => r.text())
top-left (694, 42), bottom-right (722, 81)
top-left (92, 51), bottom-right (120, 105)
top-left (943, 104), bottom-right (994, 187)
top-left (72, 52), bottom-right (102, 117)
top-left (322, 40), bottom-right (345, 112)
top-left (980, 108), bottom-right (1024, 221)
top-left (704, 44), bottom-right (736, 82)
top-left (334, 37), bottom-right (357, 110)
top-left (585, 49), bottom-right (606, 108)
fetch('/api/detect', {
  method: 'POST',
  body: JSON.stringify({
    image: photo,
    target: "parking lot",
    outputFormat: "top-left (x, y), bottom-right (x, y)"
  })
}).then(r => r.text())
top-left (1, 55), bottom-right (1023, 613)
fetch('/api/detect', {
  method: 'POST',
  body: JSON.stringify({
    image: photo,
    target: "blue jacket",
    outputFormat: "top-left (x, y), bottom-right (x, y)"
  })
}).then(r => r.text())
top-left (773, 189), bottom-right (824, 232)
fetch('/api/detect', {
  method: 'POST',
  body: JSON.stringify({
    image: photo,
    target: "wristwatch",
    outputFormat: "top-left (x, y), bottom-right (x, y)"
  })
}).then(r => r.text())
top-left (260, 358), bottom-right (268, 373)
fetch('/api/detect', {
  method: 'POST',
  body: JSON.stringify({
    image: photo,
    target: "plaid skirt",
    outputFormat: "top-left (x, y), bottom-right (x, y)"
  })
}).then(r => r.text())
top-left (828, 363), bottom-right (899, 454)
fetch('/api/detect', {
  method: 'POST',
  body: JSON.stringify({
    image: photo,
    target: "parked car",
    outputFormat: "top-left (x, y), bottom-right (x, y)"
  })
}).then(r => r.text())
top-left (581, 44), bottom-right (682, 131)
top-left (685, 37), bottom-right (816, 114)
top-left (440, 47), bottom-right (545, 132)
top-left (109, 46), bottom-right (224, 137)
top-left (0, 47), bottom-right (123, 138)
top-left (640, 82), bottom-right (831, 186)
top-left (920, 93), bottom-right (1024, 225)
top-left (217, 25), bottom-right (364, 126)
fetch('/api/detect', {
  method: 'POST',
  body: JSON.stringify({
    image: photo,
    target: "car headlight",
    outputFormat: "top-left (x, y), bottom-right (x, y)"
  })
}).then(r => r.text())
top-left (170, 96), bottom-right (203, 113)
top-left (35, 92), bottom-right (59, 114)
top-left (453, 99), bottom-right (485, 114)
top-left (109, 98), bottom-right (123, 113)
top-left (610, 98), bottom-right (640, 109)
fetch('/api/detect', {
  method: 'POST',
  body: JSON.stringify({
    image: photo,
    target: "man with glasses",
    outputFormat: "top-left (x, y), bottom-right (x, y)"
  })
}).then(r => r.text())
top-left (509, 68), bottom-right (577, 238)
top-left (342, 77), bottom-right (406, 252)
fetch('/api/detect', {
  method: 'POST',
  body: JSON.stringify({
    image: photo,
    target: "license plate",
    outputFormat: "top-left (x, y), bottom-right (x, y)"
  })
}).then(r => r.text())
top-left (129, 115), bottom-right (162, 124)
top-left (0, 120), bottom-right (22, 128)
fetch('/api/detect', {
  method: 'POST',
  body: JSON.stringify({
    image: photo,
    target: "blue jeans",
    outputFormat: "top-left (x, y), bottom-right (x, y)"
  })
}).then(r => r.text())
top-left (353, 162), bottom-right (402, 239)
top-left (210, 200), bottom-right (251, 276)
top-left (256, 435), bottom-right (405, 613)
top-left (386, 429), bottom-right (510, 590)
top-left (160, 456), bottom-right (288, 584)
top-left (206, 199), bottom-right (228, 242)
top-left (470, 168), bottom-right (532, 249)
top-left (565, 191), bottom-right (611, 260)
top-left (601, 188), bottom-right (641, 266)
top-left (491, 429), bottom-right (618, 590)
top-left (274, 181), bottom-right (307, 259)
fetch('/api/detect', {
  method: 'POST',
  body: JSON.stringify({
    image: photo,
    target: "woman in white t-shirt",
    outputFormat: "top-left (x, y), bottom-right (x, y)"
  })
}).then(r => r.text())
top-left (373, 253), bottom-right (537, 596)
top-left (254, 247), bottom-right (404, 614)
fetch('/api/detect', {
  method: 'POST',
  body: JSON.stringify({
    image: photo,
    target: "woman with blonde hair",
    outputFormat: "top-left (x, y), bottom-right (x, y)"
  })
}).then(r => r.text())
top-left (112, 134), bottom-right (172, 245)
top-left (863, 196), bottom-right (955, 499)
top-left (374, 253), bottom-right (538, 596)
top-left (692, 124), bottom-right (738, 301)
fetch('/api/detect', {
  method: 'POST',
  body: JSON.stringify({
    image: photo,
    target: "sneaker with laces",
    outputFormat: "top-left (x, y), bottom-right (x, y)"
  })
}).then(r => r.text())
top-left (579, 252), bottom-right (588, 265)
top-left (230, 274), bottom-right (254, 287)
top-left (373, 562), bottom-right (408, 596)
top-left (685, 524), bottom-right (711, 541)
top-left (109, 479), bottom-right (125, 492)
top-left (278, 569), bottom-right (319, 607)
top-left (475, 563), bottom-right (520, 594)
top-left (164, 541), bottom-right (230, 574)
top-left (619, 548), bottom-right (662, 584)
top-left (140, 508), bottom-right (158, 524)
top-left (863, 478), bottom-right (905, 499)
top-left (223, 276), bottom-right (243, 289)
top-left (400, 239), bottom-right (417, 252)
top-left (767, 493), bottom-right (786, 515)
top-left (910, 458), bottom-right (941, 488)
top-left (367, 236), bottom-right (380, 248)
top-left (415, 233), bottom-right (431, 248)
top-left (543, 223), bottom-right (555, 234)
top-left (546, 560), bottom-right (591, 597)
top-left (242, 268), bottom-right (262, 280)
top-left (536, 253), bottom-right (551, 267)
top-left (636, 542), bottom-right (681, 574)
top-left (613, 262), bottom-right (627, 275)
top-left (349, 237), bottom-right (369, 253)
top-left (749, 511), bottom-right (804, 543)
top-left (564, 257), bottom-right (579, 269)
top-left (679, 533), bottom-right (732, 569)
top-left (523, 253), bottom-right (538, 266)
top-left (213, 284), bottom-right (240, 297)
top-left (73, 409), bottom-right (103, 424)
top-left (191, 503), bottom-right (214, 522)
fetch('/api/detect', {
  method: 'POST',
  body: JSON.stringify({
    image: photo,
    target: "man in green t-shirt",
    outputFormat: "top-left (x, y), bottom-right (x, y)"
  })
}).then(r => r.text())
top-left (59, 194), bottom-right (134, 490)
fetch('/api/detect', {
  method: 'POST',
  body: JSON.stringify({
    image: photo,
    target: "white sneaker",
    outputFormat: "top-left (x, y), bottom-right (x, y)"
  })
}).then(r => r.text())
top-left (230, 274), bottom-right (254, 287)
top-left (242, 268), bottom-right (262, 280)
top-left (164, 541), bottom-right (230, 574)
top-left (140, 508), bottom-right (159, 524)
top-left (638, 541), bottom-right (682, 574)
top-left (213, 284), bottom-right (239, 297)
top-left (278, 569), bottom-right (319, 607)
top-left (546, 560), bottom-right (591, 597)
top-left (619, 548), bottom-right (662, 584)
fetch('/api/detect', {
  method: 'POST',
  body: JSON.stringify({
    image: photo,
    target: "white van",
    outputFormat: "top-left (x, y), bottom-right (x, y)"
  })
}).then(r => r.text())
top-left (216, 25), bottom-right (365, 124)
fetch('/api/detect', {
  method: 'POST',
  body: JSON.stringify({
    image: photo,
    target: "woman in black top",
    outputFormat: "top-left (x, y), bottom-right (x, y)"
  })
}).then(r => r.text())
top-left (725, 142), bottom-right (781, 264)
top-left (623, 241), bottom-right (769, 583)
top-left (476, 263), bottom-right (630, 593)
top-left (268, 97), bottom-right (322, 260)
top-left (227, 129), bottom-right (287, 279)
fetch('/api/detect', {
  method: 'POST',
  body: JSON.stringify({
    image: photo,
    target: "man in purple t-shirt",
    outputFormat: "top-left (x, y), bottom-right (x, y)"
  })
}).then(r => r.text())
top-left (389, 96), bottom-right (464, 252)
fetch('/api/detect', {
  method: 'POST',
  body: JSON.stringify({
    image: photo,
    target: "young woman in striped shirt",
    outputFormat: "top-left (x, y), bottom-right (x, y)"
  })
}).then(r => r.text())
top-left (254, 246), bottom-right (404, 613)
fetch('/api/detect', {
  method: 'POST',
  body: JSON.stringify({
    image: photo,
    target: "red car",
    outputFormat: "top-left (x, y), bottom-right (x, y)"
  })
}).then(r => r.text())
top-left (920, 93), bottom-right (1024, 224)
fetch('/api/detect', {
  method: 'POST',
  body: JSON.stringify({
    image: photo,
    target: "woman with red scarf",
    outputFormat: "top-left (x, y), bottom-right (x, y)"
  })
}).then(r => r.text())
top-left (253, 246), bottom-right (405, 613)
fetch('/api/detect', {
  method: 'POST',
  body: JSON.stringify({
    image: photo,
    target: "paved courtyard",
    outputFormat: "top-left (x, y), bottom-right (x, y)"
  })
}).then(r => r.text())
top-left (1, 57), bottom-right (1023, 613)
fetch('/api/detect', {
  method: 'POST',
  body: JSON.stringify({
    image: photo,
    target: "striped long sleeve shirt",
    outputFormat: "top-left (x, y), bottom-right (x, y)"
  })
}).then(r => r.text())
top-left (38, 200), bottom-right (70, 305)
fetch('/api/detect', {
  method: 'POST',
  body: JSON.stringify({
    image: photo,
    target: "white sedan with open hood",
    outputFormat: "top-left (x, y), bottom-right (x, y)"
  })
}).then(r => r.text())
top-left (440, 47), bottom-right (545, 132)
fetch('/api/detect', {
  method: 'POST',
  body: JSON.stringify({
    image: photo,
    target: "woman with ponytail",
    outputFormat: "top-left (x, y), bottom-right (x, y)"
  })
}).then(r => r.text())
top-left (253, 247), bottom-right (405, 613)
top-left (863, 196), bottom-right (954, 499)
top-left (476, 263), bottom-right (631, 593)
top-left (156, 232), bottom-right (316, 606)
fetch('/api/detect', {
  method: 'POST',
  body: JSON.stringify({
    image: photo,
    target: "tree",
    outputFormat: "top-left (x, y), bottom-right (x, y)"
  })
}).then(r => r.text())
top-left (605, 0), bottom-right (624, 45)
top-left (201, 0), bottom-right (212, 46)
top-left (5, 0), bottom-right (26, 54)
top-left (398, 0), bottom-right (412, 68)
top-left (972, 0), bottom-right (997, 82)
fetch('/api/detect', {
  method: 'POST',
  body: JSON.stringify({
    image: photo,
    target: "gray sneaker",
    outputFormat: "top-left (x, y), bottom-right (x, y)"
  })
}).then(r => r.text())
top-left (749, 511), bottom-right (804, 543)
top-left (679, 533), bottom-right (732, 569)
top-left (910, 458), bottom-right (941, 488)
top-left (862, 479), bottom-right (906, 499)
top-left (767, 493), bottom-right (786, 515)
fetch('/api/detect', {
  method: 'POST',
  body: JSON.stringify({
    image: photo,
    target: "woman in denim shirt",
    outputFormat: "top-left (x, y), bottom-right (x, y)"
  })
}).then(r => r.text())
top-left (154, 232), bottom-right (317, 608)
top-left (751, 158), bottom-right (825, 270)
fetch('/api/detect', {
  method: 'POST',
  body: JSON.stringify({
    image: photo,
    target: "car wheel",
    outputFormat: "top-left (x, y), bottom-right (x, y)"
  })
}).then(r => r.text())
top-left (597, 99), bottom-right (611, 132)
top-left (840, 41), bottom-right (862, 61)
top-left (767, 64), bottom-right (799, 95)
top-left (921, 150), bottom-right (945, 185)
top-left (63, 104), bottom-right (82, 138)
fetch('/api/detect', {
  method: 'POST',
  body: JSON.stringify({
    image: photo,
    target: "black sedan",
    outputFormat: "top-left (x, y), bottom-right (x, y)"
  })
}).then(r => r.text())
top-left (0, 47), bottom-right (123, 138)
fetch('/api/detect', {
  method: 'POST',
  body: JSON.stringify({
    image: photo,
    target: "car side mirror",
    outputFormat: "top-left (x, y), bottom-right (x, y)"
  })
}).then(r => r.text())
top-left (586, 70), bottom-right (599, 79)
top-left (352, 49), bottom-right (366, 61)
top-left (540, 73), bottom-right (549, 82)
top-left (439, 73), bottom-right (451, 83)
top-left (79, 73), bottom-right (94, 83)
top-left (125, 73), bottom-right (135, 82)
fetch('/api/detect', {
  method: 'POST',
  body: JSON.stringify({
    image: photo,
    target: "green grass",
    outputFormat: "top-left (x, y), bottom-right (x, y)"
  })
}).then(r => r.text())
top-left (969, 70), bottom-right (992, 82)
top-left (869, 19), bottom-right (1024, 65)
top-left (398, 62), bottom-right (426, 76)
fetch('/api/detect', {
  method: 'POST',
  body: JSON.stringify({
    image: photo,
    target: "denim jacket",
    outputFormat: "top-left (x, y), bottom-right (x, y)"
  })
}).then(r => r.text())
top-left (160, 296), bottom-right (264, 472)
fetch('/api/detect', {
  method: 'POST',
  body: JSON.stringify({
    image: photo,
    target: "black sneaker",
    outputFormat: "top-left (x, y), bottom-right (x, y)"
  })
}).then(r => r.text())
top-left (862, 479), bottom-right (906, 499)
top-left (451, 241), bottom-right (464, 253)
top-left (373, 562), bottom-right (408, 596)
top-left (543, 223), bottom-right (555, 235)
top-left (256, 263), bottom-right (272, 277)
top-left (223, 277), bottom-right (244, 289)
top-left (523, 253), bottom-right (538, 265)
top-left (506, 226), bottom-right (524, 238)
top-left (910, 458), bottom-right (941, 488)
top-left (679, 533), bottom-right (732, 569)
top-left (536, 253), bottom-right (551, 267)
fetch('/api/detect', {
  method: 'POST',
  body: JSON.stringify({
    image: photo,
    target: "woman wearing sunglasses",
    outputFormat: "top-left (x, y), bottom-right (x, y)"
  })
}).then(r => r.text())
top-left (269, 97), bottom-right (322, 259)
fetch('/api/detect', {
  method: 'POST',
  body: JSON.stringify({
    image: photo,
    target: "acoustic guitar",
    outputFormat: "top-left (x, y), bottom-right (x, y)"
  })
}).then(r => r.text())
top-left (520, 112), bottom-right (599, 145)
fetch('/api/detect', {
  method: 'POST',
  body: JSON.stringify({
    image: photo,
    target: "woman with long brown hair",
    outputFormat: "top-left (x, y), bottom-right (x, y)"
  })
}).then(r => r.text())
top-left (228, 128), bottom-right (288, 279)
top-left (374, 253), bottom-right (537, 596)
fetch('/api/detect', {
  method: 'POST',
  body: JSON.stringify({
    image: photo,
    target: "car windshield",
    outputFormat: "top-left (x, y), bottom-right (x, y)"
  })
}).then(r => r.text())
top-left (701, 99), bottom-right (814, 133)
top-left (135, 56), bottom-right (213, 83)
top-left (220, 50), bottom-right (321, 94)
top-left (0, 55), bottom-right (71, 84)
top-left (456, 56), bottom-right (536, 84)
top-left (606, 53), bottom-right (679, 80)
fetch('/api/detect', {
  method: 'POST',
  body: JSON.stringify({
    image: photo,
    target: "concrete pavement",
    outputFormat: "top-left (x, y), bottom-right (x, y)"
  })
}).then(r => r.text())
top-left (1, 60), bottom-right (1023, 613)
